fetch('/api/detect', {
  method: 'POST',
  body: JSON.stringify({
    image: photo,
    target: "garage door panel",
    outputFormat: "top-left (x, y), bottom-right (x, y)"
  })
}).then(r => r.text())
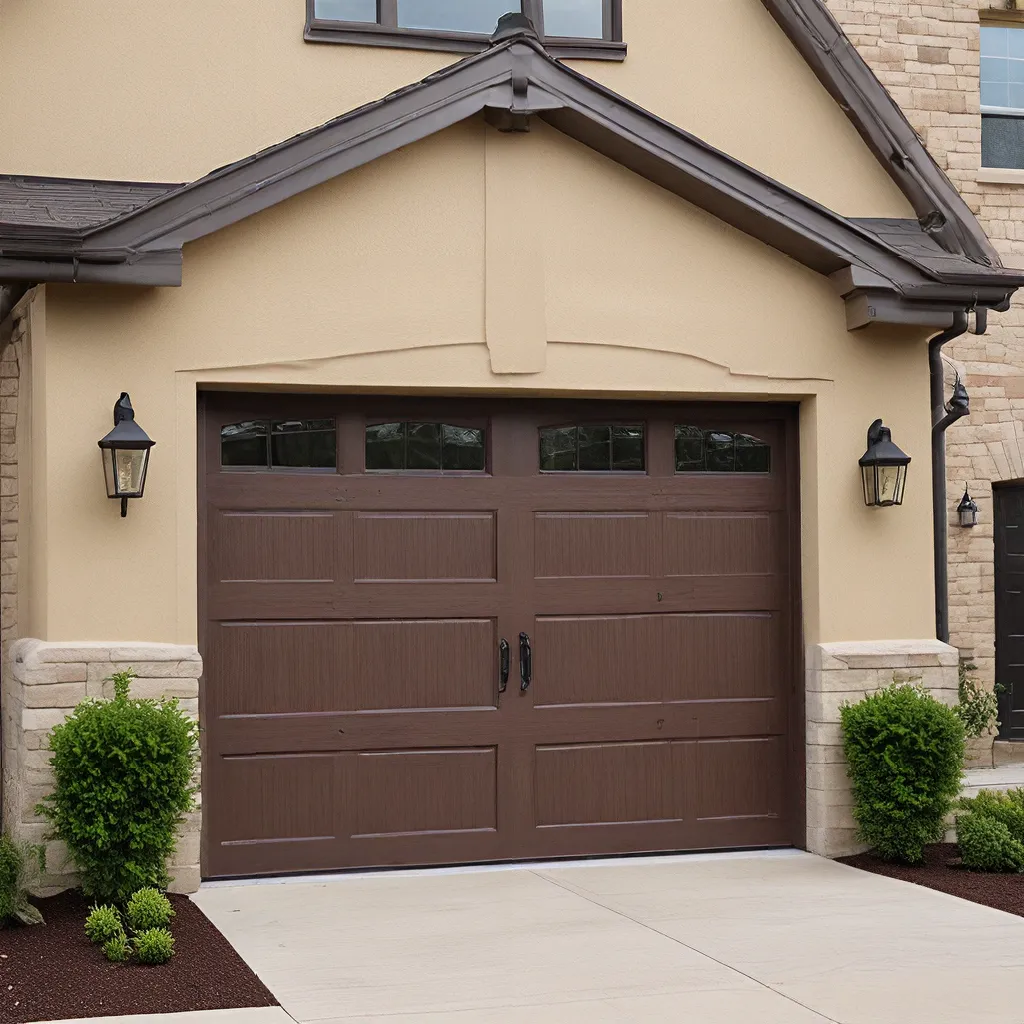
top-left (354, 512), bottom-right (496, 581)
top-left (209, 619), bottom-right (494, 715)
top-left (535, 742), bottom-right (677, 826)
top-left (534, 616), bottom-right (662, 705)
top-left (696, 738), bottom-right (786, 820)
top-left (532, 576), bottom-right (780, 614)
top-left (534, 513), bottom-right (651, 579)
top-left (533, 614), bottom-right (778, 706)
top-left (350, 748), bottom-right (497, 836)
top-left (212, 753), bottom-right (343, 845)
top-left (663, 614), bottom-right (779, 701)
top-left (213, 511), bottom-right (337, 582)
top-left (663, 513), bottom-right (775, 577)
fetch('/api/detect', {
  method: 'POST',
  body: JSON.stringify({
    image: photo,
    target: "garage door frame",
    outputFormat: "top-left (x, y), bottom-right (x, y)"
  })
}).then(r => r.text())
top-left (197, 392), bottom-right (805, 877)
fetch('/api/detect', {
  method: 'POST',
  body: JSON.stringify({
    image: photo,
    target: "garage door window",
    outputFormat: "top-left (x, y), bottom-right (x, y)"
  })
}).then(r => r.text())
top-left (365, 422), bottom-right (486, 471)
top-left (221, 419), bottom-right (337, 470)
top-left (539, 424), bottom-right (645, 472)
top-left (675, 426), bottom-right (771, 473)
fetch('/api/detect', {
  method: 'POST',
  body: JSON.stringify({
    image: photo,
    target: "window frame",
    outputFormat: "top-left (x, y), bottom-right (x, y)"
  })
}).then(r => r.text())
top-left (980, 19), bottom-right (1024, 169)
top-left (363, 416), bottom-right (492, 475)
top-left (304, 0), bottom-right (625, 61)
top-left (538, 420), bottom-right (647, 474)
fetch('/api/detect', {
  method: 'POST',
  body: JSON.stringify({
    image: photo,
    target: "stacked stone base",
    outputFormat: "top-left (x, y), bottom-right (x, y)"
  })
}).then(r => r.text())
top-left (4, 639), bottom-right (202, 895)
top-left (806, 639), bottom-right (959, 859)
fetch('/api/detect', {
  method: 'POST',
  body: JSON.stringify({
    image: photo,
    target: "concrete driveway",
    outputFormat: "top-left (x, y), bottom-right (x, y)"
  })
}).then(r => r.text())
top-left (193, 850), bottom-right (1024, 1024)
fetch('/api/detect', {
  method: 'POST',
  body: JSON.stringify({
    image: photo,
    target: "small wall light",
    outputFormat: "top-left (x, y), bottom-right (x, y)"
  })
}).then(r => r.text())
top-left (957, 486), bottom-right (979, 528)
top-left (859, 418), bottom-right (911, 508)
top-left (97, 393), bottom-right (155, 517)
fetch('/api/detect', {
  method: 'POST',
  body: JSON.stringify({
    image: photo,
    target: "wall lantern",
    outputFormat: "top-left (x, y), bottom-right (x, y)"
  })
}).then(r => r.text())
top-left (957, 486), bottom-right (979, 528)
top-left (97, 393), bottom-right (155, 517)
top-left (859, 418), bottom-right (910, 508)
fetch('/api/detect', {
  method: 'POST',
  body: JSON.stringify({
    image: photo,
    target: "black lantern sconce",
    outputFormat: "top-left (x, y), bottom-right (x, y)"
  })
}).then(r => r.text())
top-left (957, 487), bottom-right (979, 528)
top-left (859, 418), bottom-right (911, 508)
top-left (97, 393), bottom-right (155, 517)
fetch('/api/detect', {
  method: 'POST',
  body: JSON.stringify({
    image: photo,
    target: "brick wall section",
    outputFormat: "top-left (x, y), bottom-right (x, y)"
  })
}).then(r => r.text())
top-left (824, 0), bottom-right (1024, 697)
top-left (8, 640), bottom-right (202, 896)
top-left (0, 301), bottom-right (25, 855)
top-left (806, 640), bottom-right (959, 858)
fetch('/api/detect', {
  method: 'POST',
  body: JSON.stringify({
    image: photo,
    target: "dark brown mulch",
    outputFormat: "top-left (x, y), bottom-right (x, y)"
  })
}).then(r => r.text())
top-left (0, 889), bottom-right (277, 1023)
top-left (839, 842), bottom-right (1024, 918)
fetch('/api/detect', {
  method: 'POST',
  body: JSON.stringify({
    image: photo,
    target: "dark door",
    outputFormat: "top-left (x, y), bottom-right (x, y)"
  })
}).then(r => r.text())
top-left (996, 483), bottom-right (1024, 739)
top-left (200, 396), bottom-right (801, 878)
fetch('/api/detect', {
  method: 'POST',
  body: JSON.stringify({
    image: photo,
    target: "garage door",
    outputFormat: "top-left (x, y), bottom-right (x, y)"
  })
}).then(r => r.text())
top-left (201, 396), bottom-right (801, 878)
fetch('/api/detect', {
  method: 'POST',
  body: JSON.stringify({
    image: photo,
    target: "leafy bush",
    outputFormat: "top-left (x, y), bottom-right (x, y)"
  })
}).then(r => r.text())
top-left (957, 812), bottom-right (1024, 872)
top-left (37, 668), bottom-right (199, 904)
top-left (0, 833), bottom-right (44, 926)
top-left (103, 932), bottom-right (132, 963)
top-left (954, 661), bottom-right (1000, 738)
top-left (84, 904), bottom-right (123, 945)
top-left (840, 682), bottom-right (965, 864)
top-left (125, 887), bottom-right (174, 931)
top-left (959, 788), bottom-right (1024, 838)
top-left (133, 927), bottom-right (175, 965)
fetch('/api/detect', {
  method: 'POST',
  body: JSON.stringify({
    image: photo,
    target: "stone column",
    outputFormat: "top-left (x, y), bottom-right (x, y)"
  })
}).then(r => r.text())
top-left (806, 639), bottom-right (959, 858)
top-left (8, 639), bottom-right (202, 895)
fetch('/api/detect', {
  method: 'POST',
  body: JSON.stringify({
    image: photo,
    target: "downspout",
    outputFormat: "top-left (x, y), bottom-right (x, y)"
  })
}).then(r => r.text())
top-left (930, 309), bottom-right (974, 643)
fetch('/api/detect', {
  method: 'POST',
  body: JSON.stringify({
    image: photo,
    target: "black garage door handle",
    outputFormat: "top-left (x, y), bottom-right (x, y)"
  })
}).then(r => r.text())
top-left (519, 632), bottom-right (532, 691)
top-left (498, 638), bottom-right (510, 694)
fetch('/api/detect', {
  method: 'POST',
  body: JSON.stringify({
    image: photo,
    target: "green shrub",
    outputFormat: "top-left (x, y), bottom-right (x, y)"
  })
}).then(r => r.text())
top-left (103, 932), bottom-right (132, 963)
top-left (125, 887), bottom-right (174, 931)
top-left (84, 904), bottom-right (123, 945)
top-left (959, 788), bottom-right (1024, 840)
top-left (0, 833), bottom-right (44, 926)
top-left (133, 927), bottom-right (175, 965)
top-left (840, 682), bottom-right (965, 864)
top-left (954, 661), bottom-right (1000, 738)
top-left (957, 812), bottom-right (1024, 872)
top-left (36, 668), bottom-right (199, 905)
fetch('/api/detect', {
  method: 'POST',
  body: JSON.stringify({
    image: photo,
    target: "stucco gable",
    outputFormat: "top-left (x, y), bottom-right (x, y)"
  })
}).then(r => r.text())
top-left (0, 14), bottom-right (1020, 330)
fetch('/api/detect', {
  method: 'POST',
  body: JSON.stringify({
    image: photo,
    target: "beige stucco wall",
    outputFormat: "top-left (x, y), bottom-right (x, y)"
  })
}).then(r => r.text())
top-left (0, 0), bottom-right (912, 221)
top-left (23, 118), bottom-right (937, 648)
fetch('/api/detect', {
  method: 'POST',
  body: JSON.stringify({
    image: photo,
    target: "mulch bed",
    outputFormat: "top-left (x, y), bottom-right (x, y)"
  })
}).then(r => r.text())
top-left (0, 890), bottom-right (277, 1023)
top-left (839, 842), bottom-right (1024, 918)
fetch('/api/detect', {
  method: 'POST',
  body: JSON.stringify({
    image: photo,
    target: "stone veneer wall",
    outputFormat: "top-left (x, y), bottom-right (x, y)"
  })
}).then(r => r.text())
top-left (0, 301), bottom-right (25, 841)
top-left (807, 639), bottom-right (959, 858)
top-left (822, 1), bottom-right (1024, 710)
top-left (7, 640), bottom-right (202, 895)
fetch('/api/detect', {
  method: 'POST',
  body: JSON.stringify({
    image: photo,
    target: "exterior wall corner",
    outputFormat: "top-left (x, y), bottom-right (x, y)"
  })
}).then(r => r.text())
top-left (805, 638), bottom-right (959, 859)
top-left (4, 639), bottom-right (203, 895)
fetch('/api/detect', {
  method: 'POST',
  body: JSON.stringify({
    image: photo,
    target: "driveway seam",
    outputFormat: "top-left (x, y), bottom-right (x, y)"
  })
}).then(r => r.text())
top-left (530, 869), bottom-right (842, 1024)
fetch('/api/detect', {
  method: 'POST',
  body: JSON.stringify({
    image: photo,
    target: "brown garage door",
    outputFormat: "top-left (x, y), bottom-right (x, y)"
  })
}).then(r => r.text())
top-left (200, 396), bottom-right (801, 878)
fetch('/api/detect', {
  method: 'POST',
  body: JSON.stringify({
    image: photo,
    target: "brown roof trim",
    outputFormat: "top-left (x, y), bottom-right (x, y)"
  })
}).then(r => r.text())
top-left (759, 0), bottom-right (998, 266)
top-left (0, 15), bottom-right (1018, 326)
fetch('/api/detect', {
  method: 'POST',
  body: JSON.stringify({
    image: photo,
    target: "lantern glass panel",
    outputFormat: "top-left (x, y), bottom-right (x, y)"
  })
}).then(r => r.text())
top-left (103, 448), bottom-right (148, 497)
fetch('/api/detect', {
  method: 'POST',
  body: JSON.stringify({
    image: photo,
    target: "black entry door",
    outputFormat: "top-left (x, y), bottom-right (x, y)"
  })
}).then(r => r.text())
top-left (996, 484), bottom-right (1024, 739)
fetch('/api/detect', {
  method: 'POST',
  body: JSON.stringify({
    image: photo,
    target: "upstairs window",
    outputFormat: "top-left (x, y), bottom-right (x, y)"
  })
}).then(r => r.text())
top-left (306, 1), bottom-right (624, 60)
top-left (982, 25), bottom-right (1024, 169)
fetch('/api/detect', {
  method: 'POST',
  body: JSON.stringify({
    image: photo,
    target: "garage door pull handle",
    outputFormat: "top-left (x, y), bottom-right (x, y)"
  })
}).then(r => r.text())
top-left (519, 632), bottom-right (532, 691)
top-left (498, 638), bottom-right (510, 694)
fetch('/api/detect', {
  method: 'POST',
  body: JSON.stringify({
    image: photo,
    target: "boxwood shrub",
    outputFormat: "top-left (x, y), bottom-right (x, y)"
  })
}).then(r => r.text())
top-left (840, 682), bottom-right (965, 864)
top-left (37, 669), bottom-right (199, 904)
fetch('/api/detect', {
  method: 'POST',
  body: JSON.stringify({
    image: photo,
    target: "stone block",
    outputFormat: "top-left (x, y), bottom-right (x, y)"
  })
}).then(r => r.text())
top-left (126, 677), bottom-right (199, 700)
top-left (21, 708), bottom-right (67, 733)
top-left (167, 865), bottom-right (201, 894)
top-left (806, 762), bottom-right (852, 792)
top-left (171, 831), bottom-right (201, 866)
top-left (108, 644), bottom-right (200, 663)
top-left (993, 741), bottom-right (1024, 767)
top-left (22, 682), bottom-right (86, 708)
top-left (806, 827), bottom-right (866, 859)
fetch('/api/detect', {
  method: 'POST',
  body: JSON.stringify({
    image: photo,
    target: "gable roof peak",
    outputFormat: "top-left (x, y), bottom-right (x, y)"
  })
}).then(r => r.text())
top-left (490, 12), bottom-right (542, 46)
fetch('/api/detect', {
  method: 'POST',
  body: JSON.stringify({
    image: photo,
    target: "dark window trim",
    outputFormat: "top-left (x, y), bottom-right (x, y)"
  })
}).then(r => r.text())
top-left (303, 0), bottom-right (626, 61)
